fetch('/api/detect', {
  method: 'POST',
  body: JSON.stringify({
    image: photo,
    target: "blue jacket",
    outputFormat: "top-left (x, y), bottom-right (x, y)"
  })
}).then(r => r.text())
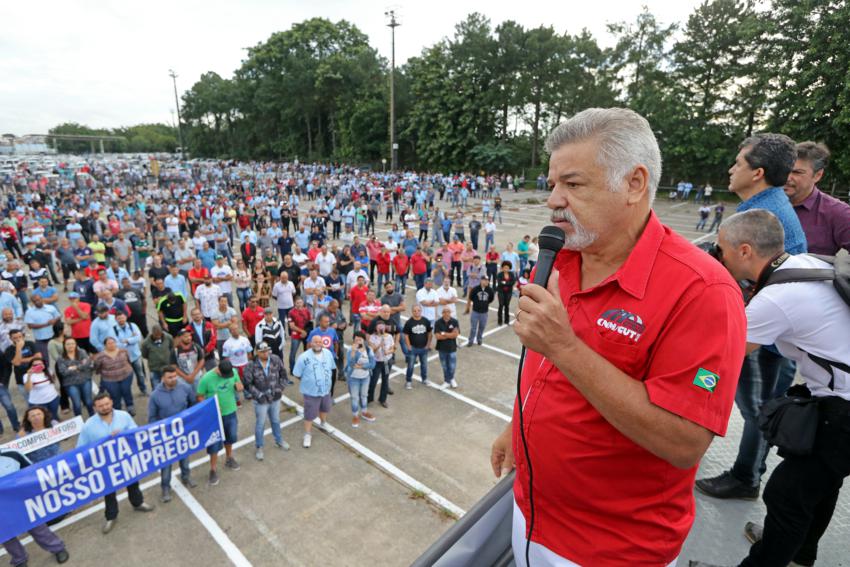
top-left (89, 314), bottom-right (117, 352)
top-left (113, 321), bottom-right (143, 362)
top-left (737, 187), bottom-right (807, 254)
top-left (344, 347), bottom-right (376, 379)
top-left (147, 381), bottom-right (195, 422)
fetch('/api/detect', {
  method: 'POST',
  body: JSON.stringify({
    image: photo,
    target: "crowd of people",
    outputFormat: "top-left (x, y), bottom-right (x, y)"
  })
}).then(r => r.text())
top-left (0, 159), bottom-right (538, 556)
top-left (3, 113), bottom-right (850, 567)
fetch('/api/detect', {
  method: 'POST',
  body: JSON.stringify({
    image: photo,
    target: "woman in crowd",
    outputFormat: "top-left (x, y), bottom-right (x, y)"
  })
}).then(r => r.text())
top-left (55, 337), bottom-right (95, 417)
top-left (234, 258), bottom-right (252, 310)
top-left (23, 360), bottom-right (60, 418)
top-left (93, 336), bottom-right (136, 415)
top-left (495, 260), bottom-right (517, 326)
top-left (47, 321), bottom-right (70, 414)
top-left (337, 244), bottom-right (353, 279)
top-left (485, 246), bottom-right (500, 285)
top-left (345, 331), bottom-right (376, 428)
top-left (18, 406), bottom-right (60, 462)
top-left (253, 270), bottom-right (272, 309)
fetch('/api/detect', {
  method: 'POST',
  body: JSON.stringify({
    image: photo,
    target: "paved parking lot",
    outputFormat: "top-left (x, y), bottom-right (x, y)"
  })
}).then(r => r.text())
top-left (2, 192), bottom-right (847, 566)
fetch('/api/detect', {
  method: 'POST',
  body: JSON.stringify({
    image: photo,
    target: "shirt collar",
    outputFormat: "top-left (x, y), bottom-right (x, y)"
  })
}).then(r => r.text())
top-left (555, 211), bottom-right (664, 300)
top-left (736, 186), bottom-right (785, 212)
top-left (795, 185), bottom-right (821, 211)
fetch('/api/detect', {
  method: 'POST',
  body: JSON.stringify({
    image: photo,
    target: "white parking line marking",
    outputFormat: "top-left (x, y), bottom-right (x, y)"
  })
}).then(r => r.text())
top-left (280, 395), bottom-right (466, 518)
top-left (172, 479), bottom-right (253, 567)
top-left (0, 416), bottom-right (302, 558)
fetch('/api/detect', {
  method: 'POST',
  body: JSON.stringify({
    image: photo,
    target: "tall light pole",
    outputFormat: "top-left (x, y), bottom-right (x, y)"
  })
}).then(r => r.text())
top-left (169, 69), bottom-right (186, 160)
top-left (385, 10), bottom-right (400, 171)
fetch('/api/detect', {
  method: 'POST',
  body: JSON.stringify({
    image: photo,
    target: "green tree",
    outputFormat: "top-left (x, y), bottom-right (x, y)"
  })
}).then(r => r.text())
top-left (764, 0), bottom-right (850, 188)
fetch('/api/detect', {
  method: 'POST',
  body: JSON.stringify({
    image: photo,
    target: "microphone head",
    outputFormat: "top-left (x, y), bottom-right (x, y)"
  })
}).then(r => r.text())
top-left (537, 226), bottom-right (565, 252)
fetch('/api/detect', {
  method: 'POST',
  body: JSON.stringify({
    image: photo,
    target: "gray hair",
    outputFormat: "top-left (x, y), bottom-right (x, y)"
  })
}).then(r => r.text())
top-left (720, 210), bottom-right (785, 257)
top-left (544, 108), bottom-right (662, 205)
top-left (795, 141), bottom-right (830, 173)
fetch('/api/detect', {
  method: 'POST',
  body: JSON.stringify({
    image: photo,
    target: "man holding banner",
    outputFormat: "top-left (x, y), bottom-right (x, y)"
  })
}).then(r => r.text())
top-left (77, 391), bottom-right (155, 534)
top-left (196, 360), bottom-right (243, 486)
top-left (0, 448), bottom-right (70, 567)
top-left (148, 365), bottom-right (197, 503)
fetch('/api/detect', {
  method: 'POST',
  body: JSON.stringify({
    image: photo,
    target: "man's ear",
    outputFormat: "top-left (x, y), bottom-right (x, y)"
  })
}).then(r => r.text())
top-left (625, 165), bottom-right (650, 205)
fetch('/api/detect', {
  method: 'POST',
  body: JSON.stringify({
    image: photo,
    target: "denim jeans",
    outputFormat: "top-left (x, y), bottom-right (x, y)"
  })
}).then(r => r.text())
top-left (2, 523), bottom-right (66, 566)
top-left (414, 273), bottom-right (426, 290)
top-left (236, 287), bottom-right (251, 311)
top-left (731, 348), bottom-right (797, 486)
top-left (160, 457), bottom-right (191, 488)
top-left (469, 311), bottom-right (488, 344)
top-left (66, 381), bottom-right (94, 417)
top-left (395, 275), bottom-right (407, 292)
top-left (0, 385), bottom-right (21, 431)
top-left (30, 396), bottom-right (61, 419)
top-left (150, 370), bottom-right (163, 391)
top-left (485, 233), bottom-right (494, 251)
top-left (405, 347), bottom-right (429, 383)
top-left (253, 399), bottom-right (282, 448)
top-left (368, 360), bottom-right (389, 404)
top-left (130, 358), bottom-right (147, 394)
top-left (377, 272), bottom-right (388, 290)
top-left (438, 351), bottom-right (457, 383)
top-left (348, 377), bottom-right (369, 414)
top-left (101, 374), bottom-right (135, 411)
top-left (275, 308), bottom-right (290, 335)
top-left (288, 339), bottom-right (304, 373)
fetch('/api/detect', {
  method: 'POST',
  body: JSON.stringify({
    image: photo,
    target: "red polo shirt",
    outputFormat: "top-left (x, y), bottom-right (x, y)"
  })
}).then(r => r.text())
top-left (512, 212), bottom-right (746, 565)
top-left (240, 306), bottom-right (265, 337)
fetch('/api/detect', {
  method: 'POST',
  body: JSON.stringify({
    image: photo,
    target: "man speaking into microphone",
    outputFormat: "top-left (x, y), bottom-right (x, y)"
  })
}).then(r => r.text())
top-left (490, 108), bottom-right (748, 566)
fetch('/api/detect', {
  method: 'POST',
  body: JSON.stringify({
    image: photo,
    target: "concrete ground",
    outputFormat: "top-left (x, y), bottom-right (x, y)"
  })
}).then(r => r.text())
top-left (2, 191), bottom-right (847, 566)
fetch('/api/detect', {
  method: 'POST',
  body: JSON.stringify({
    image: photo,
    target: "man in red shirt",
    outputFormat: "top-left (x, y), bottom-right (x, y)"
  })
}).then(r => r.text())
top-left (410, 248), bottom-right (429, 290)
top-left (376, 248), bottom-right (392, 291)
top-left (357, 289), bottom-right (382, 332)
top-left (491, 108), bottom-right (747, 566)
top-left (64, 292), bottom-right (92, 352)
top-left (366, 235), bottom-right (384, 282)
top-left (240, 296), bottom-right (265, 346)
top-left (391, 252), bottom-right (409, 292)
top-left (187, 259), bottom-right (210, 296)
top-left (286, 296), bottom-right (312, 373)
top-left (349, 275), bottom-right (369, 332)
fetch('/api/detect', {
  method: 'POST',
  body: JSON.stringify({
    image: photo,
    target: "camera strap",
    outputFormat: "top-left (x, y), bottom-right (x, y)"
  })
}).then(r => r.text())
top-left (749, 252), bottom-right (790, 301)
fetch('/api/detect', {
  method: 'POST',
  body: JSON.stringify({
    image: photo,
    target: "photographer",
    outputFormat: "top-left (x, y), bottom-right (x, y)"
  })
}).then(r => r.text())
top-left (691, 209), bottom-right (850, 567)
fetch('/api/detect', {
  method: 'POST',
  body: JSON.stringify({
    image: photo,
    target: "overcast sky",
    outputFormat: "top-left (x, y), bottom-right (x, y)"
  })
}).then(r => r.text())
top-left (1, 0), bottom-right (703, 135)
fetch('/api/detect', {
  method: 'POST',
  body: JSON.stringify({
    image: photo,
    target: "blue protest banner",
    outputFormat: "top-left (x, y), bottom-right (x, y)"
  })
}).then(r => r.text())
top-left (0, 398), bottom-right (222, 542)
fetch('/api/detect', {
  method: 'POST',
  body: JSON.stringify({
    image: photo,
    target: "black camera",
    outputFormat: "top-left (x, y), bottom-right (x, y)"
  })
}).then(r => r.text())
top-left (697, 241), bottom-right (721, 261)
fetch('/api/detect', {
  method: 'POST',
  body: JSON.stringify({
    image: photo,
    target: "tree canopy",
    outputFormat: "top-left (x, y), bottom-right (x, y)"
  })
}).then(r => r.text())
top-left (50, 2), bottom-right (850, 191)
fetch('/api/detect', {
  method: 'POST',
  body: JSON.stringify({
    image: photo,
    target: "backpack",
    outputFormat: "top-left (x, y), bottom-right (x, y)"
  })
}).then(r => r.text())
top-left (762, 254), bottom-right (850, 389)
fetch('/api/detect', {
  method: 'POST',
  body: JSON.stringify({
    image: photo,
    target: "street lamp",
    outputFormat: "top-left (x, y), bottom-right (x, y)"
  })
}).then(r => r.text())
top-left (169, 69), bottom-right (186, 160)
top-left (382, 158), bottom-right (387, 173)
top-left (385, 10), bottom-right (400, 171)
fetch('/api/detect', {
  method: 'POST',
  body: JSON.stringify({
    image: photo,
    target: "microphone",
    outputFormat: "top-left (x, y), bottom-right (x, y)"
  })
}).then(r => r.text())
top-left (532, 226), bottom-right (566, 286)
top-left (517, 225), bottom-right (564, 567)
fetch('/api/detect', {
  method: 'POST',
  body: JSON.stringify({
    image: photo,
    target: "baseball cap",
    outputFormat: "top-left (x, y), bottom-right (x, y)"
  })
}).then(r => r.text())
top-left (263, 307), bottom-right (273, 314)
top-left (96, 304), bottom-right (110, 314)
top-left (256, 341), bottom-right (271, 352)
top-left (215, 254), bottom-right (224, 260)
top-left (68, 292), bottom-right (80, 299)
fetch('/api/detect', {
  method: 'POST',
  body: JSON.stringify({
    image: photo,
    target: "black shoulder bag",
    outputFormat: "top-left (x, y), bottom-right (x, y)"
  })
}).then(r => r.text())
top-left (752, 254), bottom-right (850, 456)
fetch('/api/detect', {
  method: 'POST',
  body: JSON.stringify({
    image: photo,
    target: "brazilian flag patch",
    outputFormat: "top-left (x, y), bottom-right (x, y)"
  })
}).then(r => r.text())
top-left (693, 368), bottom-right (719, 393)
